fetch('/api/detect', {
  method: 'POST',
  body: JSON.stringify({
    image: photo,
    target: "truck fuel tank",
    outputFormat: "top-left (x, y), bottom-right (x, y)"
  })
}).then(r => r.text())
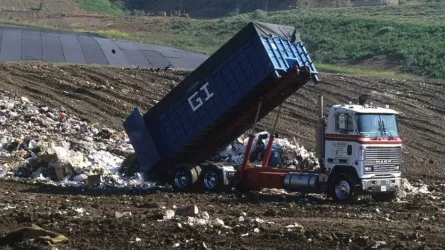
top-left (283, 173), bottom-right (321, 193)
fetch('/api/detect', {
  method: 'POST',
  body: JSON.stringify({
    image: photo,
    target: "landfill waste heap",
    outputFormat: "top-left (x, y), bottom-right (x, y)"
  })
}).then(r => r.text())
top-left (0, 92), bottom-right (320, 189)
top-left (0, 92), bottom-right (141, 187)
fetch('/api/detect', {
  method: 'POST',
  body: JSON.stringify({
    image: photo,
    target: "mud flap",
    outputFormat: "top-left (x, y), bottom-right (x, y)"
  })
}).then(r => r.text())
top-left (123, 108), bottom-right (160, 173)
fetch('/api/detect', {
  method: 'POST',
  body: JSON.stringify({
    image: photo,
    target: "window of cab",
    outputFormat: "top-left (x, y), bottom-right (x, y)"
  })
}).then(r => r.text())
top-left (335, 113), bottom-right (354, 133)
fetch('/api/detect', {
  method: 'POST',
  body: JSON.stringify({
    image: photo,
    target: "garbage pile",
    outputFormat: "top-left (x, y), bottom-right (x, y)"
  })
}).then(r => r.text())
top-left (0, 93), bottom-right (152, 188)
top-left (0, 93), bottom-right (320, 188)
top-left (214, 131), bottom-right (319, 169)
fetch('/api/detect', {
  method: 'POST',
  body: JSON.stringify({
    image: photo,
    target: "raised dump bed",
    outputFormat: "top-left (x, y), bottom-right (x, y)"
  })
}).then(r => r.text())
top-left (124, 21), bottom-right (318, 176)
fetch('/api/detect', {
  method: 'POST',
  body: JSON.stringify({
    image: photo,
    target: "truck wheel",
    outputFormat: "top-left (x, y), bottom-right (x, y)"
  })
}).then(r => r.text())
top-left (171, 166), bottom-right (200, 191)
top-left (328, 174), bottom-right (359, 203)
top-left (371, 191), bottom-right (397, 202)
top-left (202, 167), bottom-right (224, 192)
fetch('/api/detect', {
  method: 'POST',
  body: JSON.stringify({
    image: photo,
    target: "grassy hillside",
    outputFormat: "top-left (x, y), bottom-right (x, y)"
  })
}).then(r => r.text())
top-left (129, 3), bottom-right (445, 79)
top-left (0, 0), bottom-right (122, 14)
top-left (114, 0), bottom-right (296, 18)
top-left (78, 0), bottom-right (124, 15)
top-left (0, 1), bottom-right (444, 79)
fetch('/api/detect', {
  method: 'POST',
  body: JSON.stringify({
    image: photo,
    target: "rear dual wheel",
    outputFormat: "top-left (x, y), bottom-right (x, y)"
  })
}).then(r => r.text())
top-left (201, 167), bottom-right (224, 192)
top-left (171, 166), bottom-right (201, 191)
top-left (171, 165), bottom-right (225, 192)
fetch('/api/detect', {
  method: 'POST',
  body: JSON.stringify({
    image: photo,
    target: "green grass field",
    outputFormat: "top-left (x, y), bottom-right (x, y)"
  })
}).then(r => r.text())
top-left (143, 3), bottom-right (445, 79)
top-left (78, 0), bottom-right (124, 15)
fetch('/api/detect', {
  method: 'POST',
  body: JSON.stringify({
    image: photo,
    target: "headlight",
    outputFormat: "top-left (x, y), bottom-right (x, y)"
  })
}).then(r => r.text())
top-left (394, 165), bottom-right (400, 171)
top-left (365, 166), bottom-right (373, 172)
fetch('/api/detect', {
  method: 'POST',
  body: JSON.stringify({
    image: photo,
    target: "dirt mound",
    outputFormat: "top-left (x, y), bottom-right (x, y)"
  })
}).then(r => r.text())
top-left (352, 55), bottom-right (403, 72)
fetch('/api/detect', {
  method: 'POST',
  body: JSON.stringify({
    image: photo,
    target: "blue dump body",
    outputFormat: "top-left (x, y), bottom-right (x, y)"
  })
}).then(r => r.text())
top-left (124, 22), bottom-right (318, 174)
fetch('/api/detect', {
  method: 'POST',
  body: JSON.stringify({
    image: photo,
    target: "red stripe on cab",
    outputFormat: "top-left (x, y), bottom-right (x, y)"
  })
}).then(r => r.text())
top-left (325, 134), bottom-right (402, 145)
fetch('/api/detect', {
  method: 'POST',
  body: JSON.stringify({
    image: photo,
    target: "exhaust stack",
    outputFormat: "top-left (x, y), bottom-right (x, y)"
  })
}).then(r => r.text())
top-left (315, 95), bottom-right (325, 170)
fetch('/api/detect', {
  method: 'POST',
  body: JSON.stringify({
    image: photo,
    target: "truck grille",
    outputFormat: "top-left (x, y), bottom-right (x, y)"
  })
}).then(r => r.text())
top-left (365, 147), bottom-right (402, 172)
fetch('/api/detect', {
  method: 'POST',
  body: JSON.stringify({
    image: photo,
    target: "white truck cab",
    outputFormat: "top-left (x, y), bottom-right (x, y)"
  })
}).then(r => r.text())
top-left (322, 102), bottom-right (402, 201)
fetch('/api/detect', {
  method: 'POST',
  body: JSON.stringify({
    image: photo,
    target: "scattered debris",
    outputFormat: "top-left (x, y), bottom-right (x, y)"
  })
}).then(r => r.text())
top-left (163, 210), bottom-right (175, 220)
top-left (372, 241), bottom-right (387, 249)
top-left (201, 211), bottom-right (210, 220)
top-left (1, 224), bottom-right (69, 246)
top-left (284, 223), bottom-right (303, 229)
top-left (86, 174), bottom-right (103, 187)
top-left (253, 218), bottom-right (265, 224)
top-left (176, 205), bottom-right (199, 217)
top-left (187, 216), bottom-right (208, 226)
top-left (397, 178), bottom-right (431, 199)
top-left (74, 208), bottom-right (85, 214)
top-left (1, 204), bottom-right (17, 210)
top-left (212, 218), bottom-right (225, 227)
top-left (20, 96), bottom-right (30, 103)
top-left (259, 188), bottom-right (289, 195)
top-left (115, 211), bottom-right (132, 219)
top-left (0, 164), bottom-right (6, 178)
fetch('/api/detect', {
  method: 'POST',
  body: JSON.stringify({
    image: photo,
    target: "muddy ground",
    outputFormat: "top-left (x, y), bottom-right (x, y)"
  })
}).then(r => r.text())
top-left (1, 180), bottom-right (445, 250)
top-left (0, 62), bottom-right (444, 249)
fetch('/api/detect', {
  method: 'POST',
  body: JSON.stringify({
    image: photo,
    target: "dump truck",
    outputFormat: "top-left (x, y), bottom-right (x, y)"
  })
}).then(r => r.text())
top-left (124, 22), bottom-right (402, 202)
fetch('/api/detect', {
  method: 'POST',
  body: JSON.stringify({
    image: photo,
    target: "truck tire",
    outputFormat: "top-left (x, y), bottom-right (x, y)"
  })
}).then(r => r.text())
top-left (201, 167), bottom-right (224, 192)
top-left (328, 173), bottom-right (360, 203)
top-left (171, 166), bottom-right (200, 191)
top-left (371, 191), bottom-right (397, 202)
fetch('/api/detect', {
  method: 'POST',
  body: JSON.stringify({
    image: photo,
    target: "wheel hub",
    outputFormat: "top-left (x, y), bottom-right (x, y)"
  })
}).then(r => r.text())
top-left (203, 171), bottom-right (218, 190)
top-left (335, 180), bottom-right (351, 200)
top-left (174, 170), bottom-right (189, 189)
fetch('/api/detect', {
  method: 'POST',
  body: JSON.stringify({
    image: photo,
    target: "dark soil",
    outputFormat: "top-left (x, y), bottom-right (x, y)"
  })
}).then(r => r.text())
top-left (0, 62), bottom-right (444, 249)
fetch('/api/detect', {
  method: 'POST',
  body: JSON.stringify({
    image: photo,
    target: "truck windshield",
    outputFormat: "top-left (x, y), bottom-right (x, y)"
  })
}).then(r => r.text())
top-left (356, 114), bottom-right (399, 138)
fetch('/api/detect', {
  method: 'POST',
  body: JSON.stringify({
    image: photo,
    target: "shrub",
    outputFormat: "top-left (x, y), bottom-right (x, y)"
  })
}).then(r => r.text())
top-left (251, 9), bottom-right (268, 20)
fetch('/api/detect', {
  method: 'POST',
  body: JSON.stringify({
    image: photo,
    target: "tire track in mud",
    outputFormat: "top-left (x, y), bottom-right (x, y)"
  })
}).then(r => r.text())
top-left (0, 63), bottom-right (172, 126)
top-left (2, 70), bottom-right (131, 125)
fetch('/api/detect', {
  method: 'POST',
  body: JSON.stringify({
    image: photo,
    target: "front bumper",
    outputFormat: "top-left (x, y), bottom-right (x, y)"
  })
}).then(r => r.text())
top-left (361, 177), bottom-right (401, 193)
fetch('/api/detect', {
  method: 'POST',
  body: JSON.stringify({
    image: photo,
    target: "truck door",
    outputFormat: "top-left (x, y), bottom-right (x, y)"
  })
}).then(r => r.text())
top-left (327, 112), bottom-right (355, 166)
